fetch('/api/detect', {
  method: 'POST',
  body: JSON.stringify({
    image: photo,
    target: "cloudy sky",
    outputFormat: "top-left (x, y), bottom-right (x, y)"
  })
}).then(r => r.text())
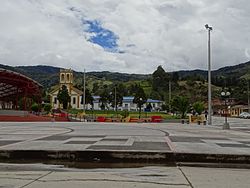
top-left (0, 0), bottom-right (250, 73)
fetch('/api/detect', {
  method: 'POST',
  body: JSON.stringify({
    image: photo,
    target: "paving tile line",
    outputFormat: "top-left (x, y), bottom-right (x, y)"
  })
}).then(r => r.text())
top-left (19, 171), bottom-right (53, 188)
top-left (35, 177), bottom-right (190, 187)
top-left (0, 126), bottom-right (74, 150)
top-left (177, 166), bottom-right (194, 188)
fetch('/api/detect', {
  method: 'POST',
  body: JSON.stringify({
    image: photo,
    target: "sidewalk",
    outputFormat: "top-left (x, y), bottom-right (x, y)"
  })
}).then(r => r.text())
top-left (0, 119), bottom-right (249, 164)
top-left (1, 163), bottom-right (250, 188)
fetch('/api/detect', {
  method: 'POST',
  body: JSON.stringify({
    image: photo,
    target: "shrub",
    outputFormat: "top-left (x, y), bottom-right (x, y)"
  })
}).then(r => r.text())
top-left (31, 103), bottom-right (39, 112)
top-left (44, 104), bottom-right (52, 113)
top-left (192, 101), bottom-right (205, 115)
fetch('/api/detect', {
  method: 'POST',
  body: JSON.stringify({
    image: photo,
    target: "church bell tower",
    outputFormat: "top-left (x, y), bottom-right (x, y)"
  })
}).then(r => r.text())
top-left (59, 69), bottom-right (73, 92)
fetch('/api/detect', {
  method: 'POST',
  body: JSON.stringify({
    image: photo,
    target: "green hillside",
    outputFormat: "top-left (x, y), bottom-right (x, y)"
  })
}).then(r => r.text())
top-left (1, 61), bottom-right (250, 105)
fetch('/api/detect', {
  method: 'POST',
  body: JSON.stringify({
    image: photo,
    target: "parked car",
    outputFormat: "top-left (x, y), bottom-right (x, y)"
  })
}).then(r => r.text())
top-left (239, 112), bottom-right (250, 119)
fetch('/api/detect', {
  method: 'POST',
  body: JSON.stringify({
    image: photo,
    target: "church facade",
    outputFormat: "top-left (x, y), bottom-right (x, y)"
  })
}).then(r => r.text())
top-left (50, 69), bottom-right (83, 109)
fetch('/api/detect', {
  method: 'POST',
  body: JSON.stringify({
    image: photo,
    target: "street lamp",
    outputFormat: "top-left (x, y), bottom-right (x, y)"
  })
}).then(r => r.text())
top-left (139, 98), bottom-right (142, 119)
top-left (110, 86), bottom-right (117, 116)
top-left (205, 24), bottom-right (213, 125)
top-left (114, 85), bottom-right (117, 116)
top-left (221, 91), bottom-right (230, 129)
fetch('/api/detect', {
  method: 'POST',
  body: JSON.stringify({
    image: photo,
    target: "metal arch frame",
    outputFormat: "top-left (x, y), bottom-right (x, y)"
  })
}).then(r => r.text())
top-left (0, 68), bottom-right (43, 110)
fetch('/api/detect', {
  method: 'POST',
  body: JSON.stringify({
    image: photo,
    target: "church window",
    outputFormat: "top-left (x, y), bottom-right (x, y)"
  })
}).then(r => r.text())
top-left (61, 74), bottom-right (65, 82)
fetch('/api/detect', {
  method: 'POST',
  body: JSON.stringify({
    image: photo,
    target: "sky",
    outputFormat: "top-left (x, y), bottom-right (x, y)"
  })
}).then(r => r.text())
top-left (0, 0), bottom-right (250, 74)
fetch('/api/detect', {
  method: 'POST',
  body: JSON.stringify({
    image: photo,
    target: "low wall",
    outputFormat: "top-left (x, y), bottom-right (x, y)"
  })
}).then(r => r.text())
top-left (0, 110), bottom-right (28, 117)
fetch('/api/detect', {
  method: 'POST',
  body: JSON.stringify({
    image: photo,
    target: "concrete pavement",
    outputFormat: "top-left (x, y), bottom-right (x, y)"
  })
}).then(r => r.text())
top-left (0, 163), bottom-right (250, 188)
top-left (0, 116), bottom-right (249, 163)
top-left (0, 117), bottom-right (250, 187)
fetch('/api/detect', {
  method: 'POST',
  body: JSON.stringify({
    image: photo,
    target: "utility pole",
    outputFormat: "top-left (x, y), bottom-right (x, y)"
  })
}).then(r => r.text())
top-left (83, 69), bottom-right (86, 112)
top-left (115, 86), bottom-right (117, 116)
top-left (248, 80), bottom-right (250, 113)
top-left (169, 80), bottom-right (171, 112)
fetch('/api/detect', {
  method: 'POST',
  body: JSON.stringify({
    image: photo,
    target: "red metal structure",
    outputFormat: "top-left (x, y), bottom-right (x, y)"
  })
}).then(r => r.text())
top-left (0, 68), bottom-right (43, 110)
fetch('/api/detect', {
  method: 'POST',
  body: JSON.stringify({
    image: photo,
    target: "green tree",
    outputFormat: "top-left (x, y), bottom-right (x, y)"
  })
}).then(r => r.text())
top-left (31, 103), bottom-right (39, 112)
top-left (133, 86), bottom-right (147, 118)
top-left (84, 88), bottom-right (94, 108)
top-left (109, 84), bottom-right (125, 110)
top-left (44, 104), bottom-right (52, 113)
top-left (152, 65), bottom-right (170, 91)
top-left (99, 88), bottom-right (110, 110)
top-left (192, 101), bottom-right (205, 115)
top-left (92, 82), bottom-right (99, 95)
top-left (57, 85), bottom-right (70, 109)
top-left (171, 96), bottom-right (190, 118)
top-left (172, 72), bottom-right (179, 83)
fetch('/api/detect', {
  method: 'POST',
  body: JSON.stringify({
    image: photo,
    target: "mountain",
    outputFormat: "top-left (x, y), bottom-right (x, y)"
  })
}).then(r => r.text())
top-left (0, 64), bottom-right (150, 89)
top-left (175, 61), bottom-right (250, 81)
top-left (1, 61), bottom-right (250, 90)
top-left (213, 61), bottom-right (250, 79)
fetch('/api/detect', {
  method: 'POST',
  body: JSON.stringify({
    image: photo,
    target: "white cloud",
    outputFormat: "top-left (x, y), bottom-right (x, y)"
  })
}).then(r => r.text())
top-left (0, 0), bottom-right (250, 73)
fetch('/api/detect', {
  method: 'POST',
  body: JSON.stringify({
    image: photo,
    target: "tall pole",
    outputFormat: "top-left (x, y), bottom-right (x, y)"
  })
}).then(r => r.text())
top-left (169, 80), bottom-right (171, 112)
top-left (115, 86), bottom-right (117, 115)
top-left (205, 24), bottom-right (213, 125)
top-left (248, 80), bottom-right (250, 113)
top-left (224, 99), bottom-right (227, 125)
top-left (83, 69), bottom-right (86, 112)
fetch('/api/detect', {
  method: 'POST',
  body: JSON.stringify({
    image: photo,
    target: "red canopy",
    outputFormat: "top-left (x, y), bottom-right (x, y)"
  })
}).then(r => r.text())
top-left (0, 68), bottom-right (43, 109)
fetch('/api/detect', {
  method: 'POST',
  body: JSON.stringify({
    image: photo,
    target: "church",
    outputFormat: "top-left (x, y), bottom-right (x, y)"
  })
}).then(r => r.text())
top-left (50, 69), bottom-right (164, 111)
top-left (49, 69), bottom-right (83, 109)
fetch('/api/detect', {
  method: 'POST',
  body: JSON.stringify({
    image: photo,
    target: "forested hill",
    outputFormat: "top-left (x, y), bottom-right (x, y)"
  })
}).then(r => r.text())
top-left (1, 61), bottom-right (250, 89)
top-left (0, 64), bottom-right (150, 89)
top-left (176, 61), bottom-right (250, 80)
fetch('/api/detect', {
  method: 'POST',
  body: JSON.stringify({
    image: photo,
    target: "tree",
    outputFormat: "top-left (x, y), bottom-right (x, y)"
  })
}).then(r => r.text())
top-left (44, 103), bottom-right (52, 113)
top-left (192, 101), bottom-right (205, 115)
top-left (84, 88), bottom-right (94, 108)
top-left (152, 65), bottom-right (170, 91)
top-left (109, 84), bottom-right (125, 110)
top-left (92, 82), bottom-right (99, 95)
top-left (31, 103), bottom-right (39, 112)
top-left (172, 72), bottom-right (179, 83)
top-left (133, 86), bottom-right (147, 118)
top-left (171, 96), bottom-right (190, 118)
top-left (57, 85), bottom-right (70, 109)
top-left (99, 88), bottom-right (110, 110)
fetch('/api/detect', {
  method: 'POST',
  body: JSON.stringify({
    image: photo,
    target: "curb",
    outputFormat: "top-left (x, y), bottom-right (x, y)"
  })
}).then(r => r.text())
top-left (0, 150), bottom-right (250, 164)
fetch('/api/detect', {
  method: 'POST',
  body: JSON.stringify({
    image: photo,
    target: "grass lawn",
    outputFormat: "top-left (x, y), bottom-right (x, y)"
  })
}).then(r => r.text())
top-left (67, 109), bottom-right (181, 119)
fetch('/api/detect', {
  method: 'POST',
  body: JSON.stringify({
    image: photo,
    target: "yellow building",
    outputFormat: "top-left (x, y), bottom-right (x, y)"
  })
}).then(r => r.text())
top-left (50, 69), bottom-right (83, 109)
top-left (230, 105), bottom-right (249, 117)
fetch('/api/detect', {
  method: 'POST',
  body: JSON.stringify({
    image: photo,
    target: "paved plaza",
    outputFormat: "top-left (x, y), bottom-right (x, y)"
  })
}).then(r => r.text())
top-left (0, 116), bottom-right (249, 162)
top-left (0, 116), bottom-right (250, 187)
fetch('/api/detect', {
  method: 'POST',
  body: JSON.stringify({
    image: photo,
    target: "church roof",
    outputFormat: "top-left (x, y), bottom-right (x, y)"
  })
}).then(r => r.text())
top-left (49, 85), bottom-right (83, 95)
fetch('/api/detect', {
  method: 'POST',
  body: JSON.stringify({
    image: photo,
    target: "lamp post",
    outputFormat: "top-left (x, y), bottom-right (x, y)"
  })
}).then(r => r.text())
top-left (205, 24), bottom-right (213, 125)
top-left (221, 91), bottom-right (230, 129)
top-left (114, 85), bottom-right (117, 117)
top-left (83, 69), bottom-right (86, 112)
top-left (139, 98), bottom-right (142, 119)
